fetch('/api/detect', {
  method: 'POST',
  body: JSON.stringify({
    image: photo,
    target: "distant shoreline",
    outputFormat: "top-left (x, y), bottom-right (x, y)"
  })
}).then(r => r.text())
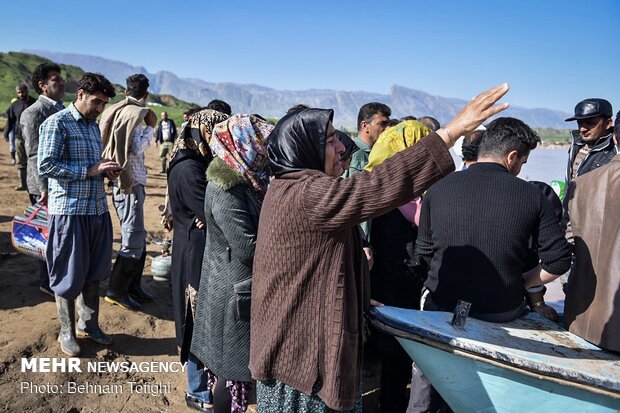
top-left (540, 142), bottom-right (569, 149)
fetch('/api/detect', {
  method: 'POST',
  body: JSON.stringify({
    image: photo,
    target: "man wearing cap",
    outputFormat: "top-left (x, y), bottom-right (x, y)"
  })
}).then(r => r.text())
top-left (564, 98), bottom-right (617, 187)
top-left (563, 111), bottom-right (620, 352)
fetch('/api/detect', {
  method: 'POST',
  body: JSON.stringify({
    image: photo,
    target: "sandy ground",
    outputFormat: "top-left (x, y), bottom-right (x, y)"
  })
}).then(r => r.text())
top-left (0, 136), bottom-right (567, 413)
top-left (0, 143), bottom-right (198, 412)
top-left (0, 136), bottom-right (388, 413)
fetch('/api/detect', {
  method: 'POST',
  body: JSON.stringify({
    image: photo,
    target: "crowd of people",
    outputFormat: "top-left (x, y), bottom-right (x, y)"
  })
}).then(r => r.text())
top-left (4, 62), bottom-right (619, 413)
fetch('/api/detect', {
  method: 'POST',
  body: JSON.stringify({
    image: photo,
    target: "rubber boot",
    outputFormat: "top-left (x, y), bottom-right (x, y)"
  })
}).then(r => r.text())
top-left (54, 294), bottom-right (81, 356)
top-left (15, 168), bottom-right (27, 191)
top-left (76, 281), bottom-right (112, 345)
top-left (104, 256), bottom-right (142, 310)
top-left (129, 250), bottom-right (154, 302)
top-left (10, 151), bottom-right (16, 166)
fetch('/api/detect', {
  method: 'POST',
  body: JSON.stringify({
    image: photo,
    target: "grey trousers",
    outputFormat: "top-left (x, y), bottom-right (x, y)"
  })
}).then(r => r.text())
top-left (46, 213), bottom-right (113, 299)
top-left (112, 184), bottom-right (146, 259)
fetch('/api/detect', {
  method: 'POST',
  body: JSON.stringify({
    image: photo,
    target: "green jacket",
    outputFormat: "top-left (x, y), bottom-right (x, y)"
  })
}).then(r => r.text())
top-left (343, 137), bottom-right (372, 239)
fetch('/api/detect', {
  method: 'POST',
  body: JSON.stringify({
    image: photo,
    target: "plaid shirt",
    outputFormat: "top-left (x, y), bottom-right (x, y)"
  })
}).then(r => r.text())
top-left (38, 103), bottom-right (108, 215)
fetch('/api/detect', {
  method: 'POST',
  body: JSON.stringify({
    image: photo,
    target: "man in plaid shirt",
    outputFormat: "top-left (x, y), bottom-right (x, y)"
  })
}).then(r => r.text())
top-left (38, 72), bottom-right (120, 357)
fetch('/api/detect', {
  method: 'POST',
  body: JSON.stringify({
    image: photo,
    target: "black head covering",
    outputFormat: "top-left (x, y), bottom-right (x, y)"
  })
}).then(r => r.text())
top-left (337, 130), bottom-right (359, 160)
top-left (461, 130), bottom-right (485, 163)
top-left (267, 108), bottom-right (334, 177)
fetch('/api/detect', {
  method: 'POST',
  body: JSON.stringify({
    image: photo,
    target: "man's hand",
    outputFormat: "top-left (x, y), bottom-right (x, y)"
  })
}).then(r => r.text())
top-left (37, 191), bottom-right (48, 206)
top-left (438, 83), bottom-right (510, 147)
top-left (533, 303), bottom-right (559, 322)
top-left (523, 264), bottom-right (563, 288)
top-left (363, 247), bottom-right (374, 271)
top-left (145, 110), bottom-right (157, 128)
top-left (527, 284), bottom-right (559, 322)
top-left (86, 159), bottom-right (122, 178)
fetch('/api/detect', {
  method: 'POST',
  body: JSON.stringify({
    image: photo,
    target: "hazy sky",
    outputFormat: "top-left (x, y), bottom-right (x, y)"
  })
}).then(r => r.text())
top-left (2, 0), bottom-right (618, 113)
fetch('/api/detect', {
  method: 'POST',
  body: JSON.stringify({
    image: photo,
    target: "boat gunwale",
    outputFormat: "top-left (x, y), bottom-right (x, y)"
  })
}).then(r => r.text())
top-left (369, 313), bottom-right (620, 400)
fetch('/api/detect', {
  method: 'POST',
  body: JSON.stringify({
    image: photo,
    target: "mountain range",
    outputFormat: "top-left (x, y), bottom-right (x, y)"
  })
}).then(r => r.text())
top-left (0, 52), bottom-right (198, 116)
top-left (24, 49), bottom-right (571, 129)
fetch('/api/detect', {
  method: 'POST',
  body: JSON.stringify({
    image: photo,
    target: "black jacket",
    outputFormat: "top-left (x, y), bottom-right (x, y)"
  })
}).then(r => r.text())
top-left (191, 157), bottom-right (260, 382)
top-left (167, 149), bottom-right (208, 357)
top-left (565, 131), bottom-right (617, 186)
top-left (4, 96), bottom-right (36, 139)
top-left (155, 119), bottom-right (178, 143)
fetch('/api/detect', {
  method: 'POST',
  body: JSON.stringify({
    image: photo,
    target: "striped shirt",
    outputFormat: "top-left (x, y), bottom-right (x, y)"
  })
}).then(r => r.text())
top-left (38, 103), bottom-right (108, 215)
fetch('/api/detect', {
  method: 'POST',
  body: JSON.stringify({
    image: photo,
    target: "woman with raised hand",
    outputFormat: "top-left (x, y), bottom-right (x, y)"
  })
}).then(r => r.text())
top-left (249, 84), bottom-right (509, 412)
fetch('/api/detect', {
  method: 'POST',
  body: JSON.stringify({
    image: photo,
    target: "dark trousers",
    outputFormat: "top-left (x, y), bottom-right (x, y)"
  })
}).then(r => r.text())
top-left (379, 340), bottom-right (412, 412)
top-left (407, 294), bottom-right (451, 413)
top-left (46, 213), bottom-right (113, 299)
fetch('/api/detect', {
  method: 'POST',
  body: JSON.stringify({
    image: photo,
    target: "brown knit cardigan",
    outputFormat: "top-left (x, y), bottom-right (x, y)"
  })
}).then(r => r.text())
top-left (250, 133), bottom-right (455, 410)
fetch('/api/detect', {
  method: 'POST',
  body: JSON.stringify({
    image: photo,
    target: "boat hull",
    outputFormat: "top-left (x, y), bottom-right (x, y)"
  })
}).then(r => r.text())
top-left (399, 337), bottom-right (620, 412)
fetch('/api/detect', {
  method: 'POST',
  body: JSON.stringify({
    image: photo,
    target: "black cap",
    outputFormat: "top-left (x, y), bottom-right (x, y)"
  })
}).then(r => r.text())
top-left (565, 98), bottom-right (613, 121)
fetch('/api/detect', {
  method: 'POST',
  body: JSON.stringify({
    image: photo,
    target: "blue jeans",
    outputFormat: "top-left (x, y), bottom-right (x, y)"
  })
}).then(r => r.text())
top-left (8, 130), bottom-right (14, 153)
top-left (112, 184), bottom-right (146, 260)
top-left (187, 353), bottom-right (212, 404)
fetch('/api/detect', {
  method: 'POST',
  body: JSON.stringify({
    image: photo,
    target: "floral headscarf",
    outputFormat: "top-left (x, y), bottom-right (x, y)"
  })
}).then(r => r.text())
top-left (365, 120), bottom-right (431, 172)
top-left (209, 114), bottom-right (274, 202)
top-left (169, 109), bottom-right (230, 163)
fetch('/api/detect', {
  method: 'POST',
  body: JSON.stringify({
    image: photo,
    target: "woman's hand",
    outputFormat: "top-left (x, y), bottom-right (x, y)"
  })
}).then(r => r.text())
top-left (438, 83), bottom-right (510, 146)
top-left (194, 218), bottom-right (205, 229)
top-left (363, 247), bottom-right (374, 271)
top-left (160, 199), bottom-right (173, 231)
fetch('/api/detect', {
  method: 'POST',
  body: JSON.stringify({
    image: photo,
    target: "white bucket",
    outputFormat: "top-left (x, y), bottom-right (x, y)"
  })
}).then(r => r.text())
top-left (151, 255), bottom-right (172, 281)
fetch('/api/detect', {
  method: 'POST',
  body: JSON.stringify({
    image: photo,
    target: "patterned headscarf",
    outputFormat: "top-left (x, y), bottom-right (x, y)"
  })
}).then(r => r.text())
top-left (365, 120), bottom-right (431, 171)
top-left (169, 109), bottom-right (230, 163)
top-left (209, 114), bottom-right (275, 202)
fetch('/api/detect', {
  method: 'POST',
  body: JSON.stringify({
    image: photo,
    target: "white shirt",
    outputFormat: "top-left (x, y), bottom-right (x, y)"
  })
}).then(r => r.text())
top-left (127, 97), bottom-right (153, 186)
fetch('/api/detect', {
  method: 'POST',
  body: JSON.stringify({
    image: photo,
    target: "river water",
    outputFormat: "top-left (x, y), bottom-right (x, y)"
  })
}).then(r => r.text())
top-left (449, 147), bottom-right (568, 184)
top-left (518, 147), bottom-right (568, 184)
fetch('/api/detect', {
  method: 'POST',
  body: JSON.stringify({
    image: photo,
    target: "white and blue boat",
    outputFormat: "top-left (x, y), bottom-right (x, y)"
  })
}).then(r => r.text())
top-left (369, 306), bottom-right (620, 412)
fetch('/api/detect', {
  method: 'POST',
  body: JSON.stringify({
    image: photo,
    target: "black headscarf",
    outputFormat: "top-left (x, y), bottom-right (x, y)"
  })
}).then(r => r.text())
top-left (267, 108), bottom-right (334, 177)
top-left (337, 130), bottom-right (359, 160)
